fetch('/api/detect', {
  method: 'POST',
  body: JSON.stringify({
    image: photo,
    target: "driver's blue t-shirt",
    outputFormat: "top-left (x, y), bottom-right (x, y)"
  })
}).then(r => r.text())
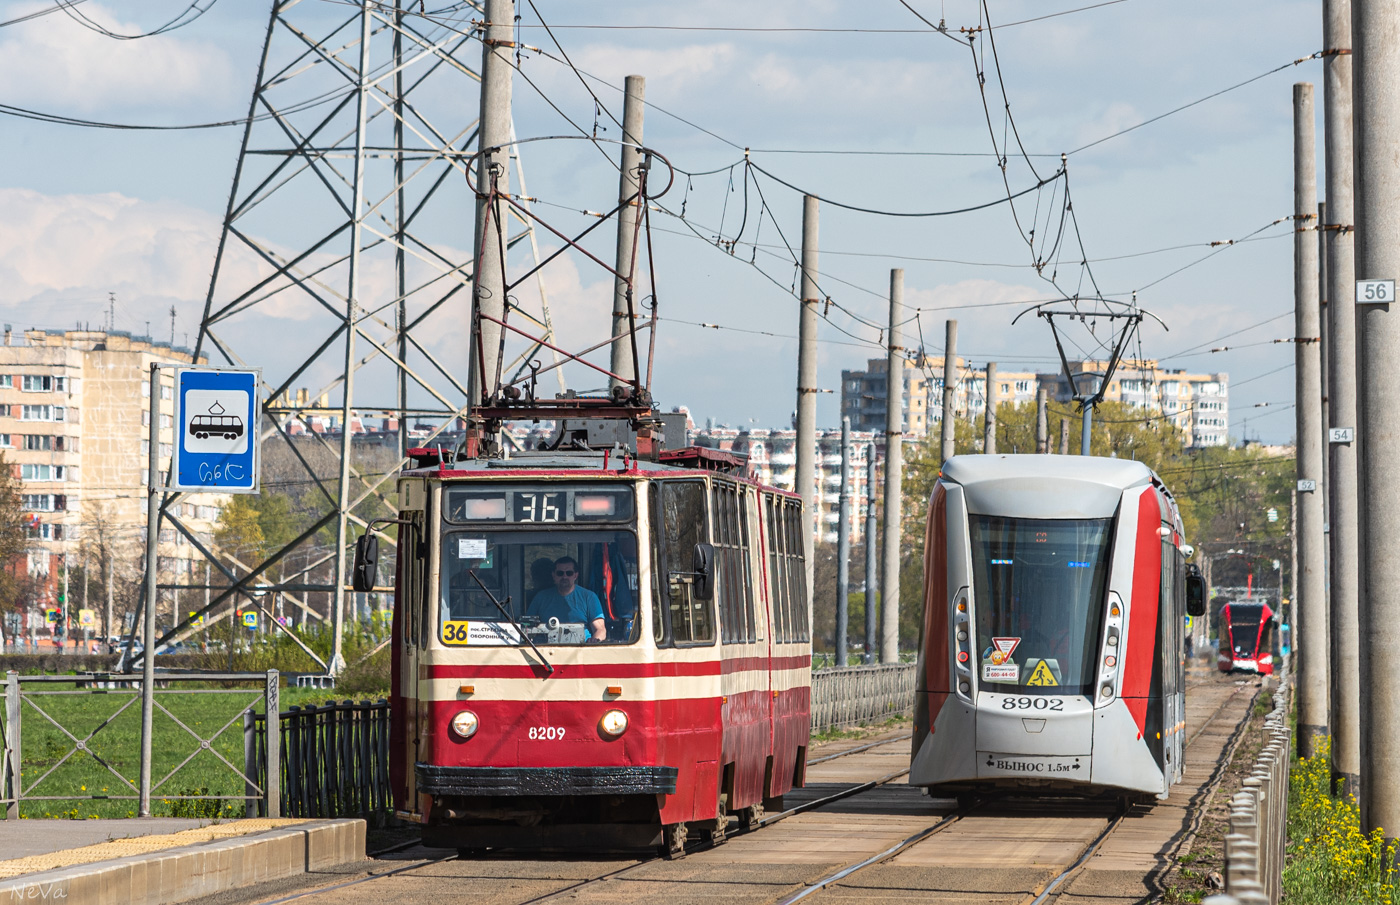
top-left (529, 586), bottom-right (605, 625)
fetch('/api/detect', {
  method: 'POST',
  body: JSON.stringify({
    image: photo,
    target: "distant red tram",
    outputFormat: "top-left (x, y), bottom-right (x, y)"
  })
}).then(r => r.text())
top-left (364, 445), bottom-right (811, 857)
top-left (1216, 601), bottom-right (1277, 675)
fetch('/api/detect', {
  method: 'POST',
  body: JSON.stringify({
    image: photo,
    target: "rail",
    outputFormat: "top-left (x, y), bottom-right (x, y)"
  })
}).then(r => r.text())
top-left (1, 669), bottom-right (280, 819)
top-left (1205, 674), bottom-right (1290, 905)
top-left (247, 699), bottom-right (390, 824)
top-left (810, 663), bottom-right (917, 730)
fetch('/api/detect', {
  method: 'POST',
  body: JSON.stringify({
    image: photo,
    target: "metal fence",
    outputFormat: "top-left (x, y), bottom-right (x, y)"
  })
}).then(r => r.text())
top-left (811, 663), bottom-right (917, 730)
top-left (1, 669), bottom-right (280, 819)
top-left (1214, 674), bottom-right (1290, 904)
top-left (247, 700), bottom-right (390, 823)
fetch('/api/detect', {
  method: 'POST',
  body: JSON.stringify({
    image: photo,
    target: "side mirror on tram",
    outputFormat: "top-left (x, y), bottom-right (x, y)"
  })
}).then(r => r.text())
top-left (692, 543), bottom-right (715, 600)
top-left (1185, 569), bottom-right (1206, 618)
top-left (353, 533), bottom-right (379, 593)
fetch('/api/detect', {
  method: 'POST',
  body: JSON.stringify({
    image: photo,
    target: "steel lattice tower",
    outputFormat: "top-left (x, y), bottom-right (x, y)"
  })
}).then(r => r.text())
top-left (168, 0), bottom-right (559, 671)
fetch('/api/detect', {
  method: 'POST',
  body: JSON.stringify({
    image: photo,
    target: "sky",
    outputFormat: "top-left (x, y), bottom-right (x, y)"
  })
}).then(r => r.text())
top-left (0, 0), bottom-right (1326, 444)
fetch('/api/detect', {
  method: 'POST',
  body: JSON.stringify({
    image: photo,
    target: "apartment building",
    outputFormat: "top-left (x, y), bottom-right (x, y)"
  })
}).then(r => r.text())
top-left (844, 355), bottom-right (1230, 449)
top-left (693, 425), bottom-right (879, 546)
top-left (0, 328), bottom-right (227, 642)
top-left (1044, 360), bottom-right (1230, 448)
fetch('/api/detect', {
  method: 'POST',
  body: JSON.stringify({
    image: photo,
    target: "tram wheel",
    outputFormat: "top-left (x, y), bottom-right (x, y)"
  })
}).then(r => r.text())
top-left (741, 802), bottom-right (764, 833)
top-left (660, 823), bottom-right (687, 860)
top-left (457, 847), bottom-right (488, 859)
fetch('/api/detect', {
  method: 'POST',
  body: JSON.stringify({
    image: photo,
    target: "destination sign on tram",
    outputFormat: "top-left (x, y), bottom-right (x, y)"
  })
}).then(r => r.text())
top-left (445, 485), bottom-right (634, 524)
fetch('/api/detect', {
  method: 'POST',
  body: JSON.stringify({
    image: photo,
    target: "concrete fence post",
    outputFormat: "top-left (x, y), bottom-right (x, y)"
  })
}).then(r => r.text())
top-left (4, 671), bottom-right (19, 819)
top-left (265, 669), bottom-right (281, 819)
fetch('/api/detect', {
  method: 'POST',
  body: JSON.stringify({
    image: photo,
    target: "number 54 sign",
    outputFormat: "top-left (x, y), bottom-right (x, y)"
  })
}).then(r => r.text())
top-left (1357, 279), bottom-right (1395, 304)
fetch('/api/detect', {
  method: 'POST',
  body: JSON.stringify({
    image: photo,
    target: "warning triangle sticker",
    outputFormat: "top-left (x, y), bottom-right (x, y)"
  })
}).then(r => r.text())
top-left (1026, 660), bottom-right (1059, 687)
top-left (992, 637), bottom-right (1020, 658)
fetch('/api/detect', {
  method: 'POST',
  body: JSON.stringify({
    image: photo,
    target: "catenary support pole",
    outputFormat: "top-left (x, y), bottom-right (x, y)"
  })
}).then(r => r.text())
top-left (1323, 0), bottom-right (1361, 799)
top-left (610, 75), bottom-right (645, 388)
top-left (881, 270), bottom-right (905, 663)
top-left (467, 0), bottom-right (513, 406)
top-left (983, 362), bottom-right (998, 454)
top-left (1293, 81), bottom-right (1328, 759)
top-left (1352, 0), bottom-right (1400, 840)
top-left (1036, 388), bottom-right (1049, 453)
top-left (939, 321), bottom-right (958, 464)
top-left (796, 195), bottom-right (819, 615)
top-left (1058, 418), bottom-right (1069, 455)
top-left (864, 448), bottom-right (878, 664)
top-left (139, 363), bottom-right (160, 817)
top-left (1079, 399), bottom-right (1093, 456)
top-left (328, 0), bottom-right (374, 676)
top-left (836, 417), bottom-right (851, 666)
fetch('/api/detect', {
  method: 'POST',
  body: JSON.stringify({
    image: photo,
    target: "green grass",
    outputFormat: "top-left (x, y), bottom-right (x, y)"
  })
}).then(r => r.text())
top-left (7, 684), bottom-right (376, 819)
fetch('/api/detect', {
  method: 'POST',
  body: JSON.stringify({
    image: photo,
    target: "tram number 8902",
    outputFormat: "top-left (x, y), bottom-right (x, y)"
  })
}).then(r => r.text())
top-left (1000, 697), bottom-right (1065, 712)
top-left (528, 726), bottom-right (566, 740)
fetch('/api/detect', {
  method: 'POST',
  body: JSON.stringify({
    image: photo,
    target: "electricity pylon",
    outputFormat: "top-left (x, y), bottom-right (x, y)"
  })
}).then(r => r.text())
top-left (153, 0), bottom-right (560, 672)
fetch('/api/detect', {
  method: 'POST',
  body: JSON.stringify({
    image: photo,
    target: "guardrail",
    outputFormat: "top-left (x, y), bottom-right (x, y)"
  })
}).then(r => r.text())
top-left (1208, 673), bottom-right (1290, 905)
top-left (1, 669), bottom-right (280, 819)
top-left (810, 663), bottom-right (917, 730)
top-left (247, 699), bottom-right (390, 823)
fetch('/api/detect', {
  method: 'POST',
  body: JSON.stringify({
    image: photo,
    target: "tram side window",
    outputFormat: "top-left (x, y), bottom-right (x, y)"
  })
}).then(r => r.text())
top-left (782, 499), bottom-right (810, 643)
top-left (654, 481), bottom-right (715, 646)
top-left (766, 495), bottom-right (790, 643)
top-left (715, 482), bottom-right (756, 644)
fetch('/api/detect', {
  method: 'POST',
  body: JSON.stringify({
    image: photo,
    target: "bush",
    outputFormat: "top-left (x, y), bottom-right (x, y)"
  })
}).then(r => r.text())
top-left (1285, 737), bottom-right (1398, 904)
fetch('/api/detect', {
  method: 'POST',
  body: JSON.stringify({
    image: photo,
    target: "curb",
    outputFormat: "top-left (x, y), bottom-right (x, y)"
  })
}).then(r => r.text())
top-left (0, 819), bottom-right (365, 905)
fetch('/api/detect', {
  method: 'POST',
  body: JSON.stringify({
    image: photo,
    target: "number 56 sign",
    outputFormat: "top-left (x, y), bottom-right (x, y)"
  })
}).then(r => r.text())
top-left (1357, 279), bottom-right (1396, 304)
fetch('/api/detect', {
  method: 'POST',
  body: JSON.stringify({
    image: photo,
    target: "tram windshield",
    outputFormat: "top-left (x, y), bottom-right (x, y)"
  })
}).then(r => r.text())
top-left (970, 515), bottom-right (1113, 696)
top-left (1225, 604), bottom-right (1272, 656)
top-left (439, 529), bottom-right (641, 646)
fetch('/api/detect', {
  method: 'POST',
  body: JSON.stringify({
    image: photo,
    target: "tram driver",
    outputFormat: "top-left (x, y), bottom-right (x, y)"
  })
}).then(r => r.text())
top-left (527, 556), bottom-right (607, 642)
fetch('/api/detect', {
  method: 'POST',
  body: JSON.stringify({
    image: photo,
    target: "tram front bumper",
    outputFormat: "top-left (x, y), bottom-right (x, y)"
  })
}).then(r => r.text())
top-left (416, 763), bottom-right (678, 797)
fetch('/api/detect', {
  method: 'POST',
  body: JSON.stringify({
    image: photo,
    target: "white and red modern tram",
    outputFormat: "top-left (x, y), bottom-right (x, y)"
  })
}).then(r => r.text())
top-left (358, 443), bottom-right (811, 857)
top-left (909, 455), bottom-right (1205, 803)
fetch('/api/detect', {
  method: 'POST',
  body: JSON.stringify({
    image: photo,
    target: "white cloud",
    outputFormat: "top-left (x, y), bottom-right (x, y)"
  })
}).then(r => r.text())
top-left (0, 2), bottom-right (236, 113)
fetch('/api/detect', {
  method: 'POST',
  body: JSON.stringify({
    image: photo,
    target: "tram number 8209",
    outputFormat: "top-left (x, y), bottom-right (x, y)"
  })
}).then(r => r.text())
top-left (527, 726), bottom-right (567, 740)
top-left (1000, 697), bottom-right (1066, 711)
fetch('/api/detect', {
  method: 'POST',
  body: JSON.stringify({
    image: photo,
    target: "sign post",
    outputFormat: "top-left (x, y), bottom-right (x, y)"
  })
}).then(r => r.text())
top-left (141, 365), bottom-right (261, 816)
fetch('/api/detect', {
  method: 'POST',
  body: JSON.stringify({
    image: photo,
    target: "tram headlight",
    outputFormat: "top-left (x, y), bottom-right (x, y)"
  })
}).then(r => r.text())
top-left (1100, 684), bottom-right (1114, 700)
top-left (958, 681), bottom-right (970, 695)
top-left (450, 710), bottom-right (479, 739)
top-left (599, 709), bottom-right (628, 738)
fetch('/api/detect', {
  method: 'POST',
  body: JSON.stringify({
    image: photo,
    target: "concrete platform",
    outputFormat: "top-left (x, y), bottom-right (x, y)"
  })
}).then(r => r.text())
top-left (0, 817), bottom-right (365, 905)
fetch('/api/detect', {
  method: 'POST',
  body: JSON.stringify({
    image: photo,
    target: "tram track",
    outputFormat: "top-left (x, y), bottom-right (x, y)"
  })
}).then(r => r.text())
top-left (241, 729), bottom-right (917, 905)
top-left (770, 675), bottom-right (1260, 905)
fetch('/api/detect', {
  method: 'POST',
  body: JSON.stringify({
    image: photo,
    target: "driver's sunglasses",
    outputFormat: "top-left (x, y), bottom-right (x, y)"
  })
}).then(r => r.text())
top-left (554, 569), bottom-right (576, 576)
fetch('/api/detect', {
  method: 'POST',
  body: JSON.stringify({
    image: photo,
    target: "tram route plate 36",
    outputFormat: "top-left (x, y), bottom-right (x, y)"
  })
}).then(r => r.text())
top-left (979, 753), bottom-right (1086, 777)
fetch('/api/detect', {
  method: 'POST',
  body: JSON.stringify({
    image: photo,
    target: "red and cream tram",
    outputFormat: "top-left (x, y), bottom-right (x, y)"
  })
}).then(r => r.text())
top-left (1216, 600), bottom-right (1277, 675)
top-left (909, 455), bottom-right (1205, 803)
top-left (359, 443), bottom-right (811, 857)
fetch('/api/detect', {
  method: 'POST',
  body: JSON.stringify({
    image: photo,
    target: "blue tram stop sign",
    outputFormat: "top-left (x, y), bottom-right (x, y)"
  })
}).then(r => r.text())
top-left (171, 368), bottom-right (261, 493)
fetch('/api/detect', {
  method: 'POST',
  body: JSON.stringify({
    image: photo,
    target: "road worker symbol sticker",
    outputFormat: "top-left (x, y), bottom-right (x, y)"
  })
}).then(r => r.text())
top-left (1026, 660), bottom-right (1060, 687)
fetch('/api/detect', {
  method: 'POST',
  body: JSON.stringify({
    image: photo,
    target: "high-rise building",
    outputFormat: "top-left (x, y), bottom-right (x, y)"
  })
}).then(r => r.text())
top-left (842, 356), bottom-right (1229, 448)
top-left (0, 328), bottom-right (227, 645)
top-left (694, 426), bottom-right (878, 546)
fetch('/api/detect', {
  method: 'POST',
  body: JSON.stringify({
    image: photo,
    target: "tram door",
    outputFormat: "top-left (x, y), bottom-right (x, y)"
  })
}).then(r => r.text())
top-left (391, 489), bottom-right (428, 814)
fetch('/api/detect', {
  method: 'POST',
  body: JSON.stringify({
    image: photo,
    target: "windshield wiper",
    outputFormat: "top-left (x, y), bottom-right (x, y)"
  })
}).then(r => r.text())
top-left (467, 569), bottom-right (554, 676)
